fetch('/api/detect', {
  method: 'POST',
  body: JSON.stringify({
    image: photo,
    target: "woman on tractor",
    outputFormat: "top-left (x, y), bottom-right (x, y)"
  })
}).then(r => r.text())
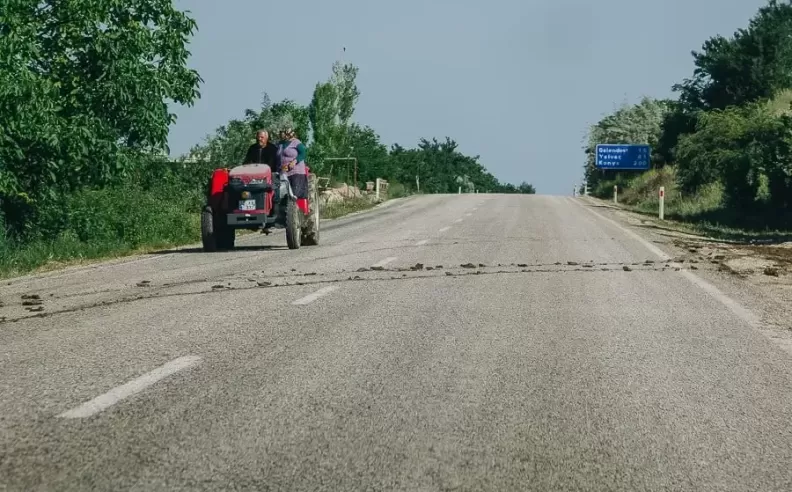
top-left (276, 128), bottom-right (309, 200)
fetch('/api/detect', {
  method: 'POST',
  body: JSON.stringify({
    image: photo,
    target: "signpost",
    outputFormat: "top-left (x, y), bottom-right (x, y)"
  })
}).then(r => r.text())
top-left (595, 144), bottom-right (651, 170)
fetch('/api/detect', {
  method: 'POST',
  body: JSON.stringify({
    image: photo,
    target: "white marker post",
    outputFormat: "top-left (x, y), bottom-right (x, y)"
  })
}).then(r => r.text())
top-left (375, 178), bottom-right (381, 200)
top-left (613, 185), bottom-right (618, 204)
top-left (458, 186), bottom-right (462, 194)
top-left (659, 186), bottom-right (665, 220)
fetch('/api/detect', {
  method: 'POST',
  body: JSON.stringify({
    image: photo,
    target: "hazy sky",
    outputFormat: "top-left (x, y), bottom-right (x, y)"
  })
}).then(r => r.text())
top-left (168, 0), bottom-right (768, 195)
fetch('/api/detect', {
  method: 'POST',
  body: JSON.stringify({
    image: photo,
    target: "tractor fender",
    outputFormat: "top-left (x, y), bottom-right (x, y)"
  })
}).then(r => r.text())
top-left (207, 168), bottom-right (229, 210)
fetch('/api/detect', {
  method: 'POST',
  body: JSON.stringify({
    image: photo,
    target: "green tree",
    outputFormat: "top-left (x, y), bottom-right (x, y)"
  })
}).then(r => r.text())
top-left (675, 0), bottom-right (792, 111)
top-left (307, 61), bottom-right (360, 173)
top-left (583, 97), bottom-right (670, 190)
top-left (346, 124), bottom-right (390, 185)
top-left (267, 99), bottom-right (310, 142)
top-left (0, 0), bottom-right (202, 236)
top-left (187, 93), bottom-right (310, 169)
top-left (518, 182), bottom-right (536, 194)
top-left (675, 98), bottom-right (792, 212)
top-left (660, 0), bottom-right (792, 169)
top-left (187, 63), bottom-right (530, 198)
top-left (332, 61), bottom-right (360, 155)
top-left (307, 81), bottom-right (336, 169)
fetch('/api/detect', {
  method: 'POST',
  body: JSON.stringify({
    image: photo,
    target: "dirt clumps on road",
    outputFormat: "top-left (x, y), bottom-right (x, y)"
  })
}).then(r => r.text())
top-left (670, 238), bottom-right (792, 281)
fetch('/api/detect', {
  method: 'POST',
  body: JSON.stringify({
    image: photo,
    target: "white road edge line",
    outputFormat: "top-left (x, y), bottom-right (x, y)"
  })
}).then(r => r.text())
top-left (292, 285), bottom-right (339, 305)
top-left (415, 239), bottom-right (428, 246)
top-left (57, 355), bottom-right (202, 419)
top-left (573, 199), bottom-right (764, 330)
top-left (372, 257), bottom-right (397, 268)
top-left (439, 226), bottom-right (450, 233)
top-left (454, 218), bottom-right (463, 223)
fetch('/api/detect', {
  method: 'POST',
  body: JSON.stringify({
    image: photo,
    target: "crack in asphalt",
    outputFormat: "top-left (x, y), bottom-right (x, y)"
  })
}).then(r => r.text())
top-left (0, 260), bottom-right (686, 325)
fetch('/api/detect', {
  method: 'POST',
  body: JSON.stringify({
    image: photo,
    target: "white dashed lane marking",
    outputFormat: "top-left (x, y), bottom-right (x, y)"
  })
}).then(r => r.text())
top-left (292, 286), bottom-right (339, 305)
top-left (57, 355), bottom-right (202, 419)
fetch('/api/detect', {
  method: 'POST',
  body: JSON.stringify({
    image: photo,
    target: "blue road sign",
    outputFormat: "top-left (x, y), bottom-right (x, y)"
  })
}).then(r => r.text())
top-left (595, 144), bottom-right (651, 170)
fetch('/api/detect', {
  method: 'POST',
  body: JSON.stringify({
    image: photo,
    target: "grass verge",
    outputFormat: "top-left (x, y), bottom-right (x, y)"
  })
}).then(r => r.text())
top-left (593, 166), bottom-right (792, 242)
top-left (322, 196), bottom-right (378, 220)
top-left (0, 191), bottom-right (388, 280)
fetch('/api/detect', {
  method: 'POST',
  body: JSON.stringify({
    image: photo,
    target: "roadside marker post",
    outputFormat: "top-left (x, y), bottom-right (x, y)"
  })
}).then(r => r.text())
top-left (659, 186), bottom-right (665, 220)
top-left (613, 185), bottom-right (618, 204)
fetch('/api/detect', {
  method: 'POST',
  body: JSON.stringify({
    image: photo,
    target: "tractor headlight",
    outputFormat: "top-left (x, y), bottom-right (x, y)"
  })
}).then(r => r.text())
top-left (241, 191), bottom-right (250, 199)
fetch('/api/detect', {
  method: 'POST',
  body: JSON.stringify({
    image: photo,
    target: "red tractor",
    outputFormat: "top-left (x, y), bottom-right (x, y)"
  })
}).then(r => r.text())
top-left (200, 163), bottom-right (320, 252)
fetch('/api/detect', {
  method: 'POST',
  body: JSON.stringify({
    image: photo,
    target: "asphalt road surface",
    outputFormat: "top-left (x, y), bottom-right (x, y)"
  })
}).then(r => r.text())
top-left (2, 194), bottom-right (792, 491)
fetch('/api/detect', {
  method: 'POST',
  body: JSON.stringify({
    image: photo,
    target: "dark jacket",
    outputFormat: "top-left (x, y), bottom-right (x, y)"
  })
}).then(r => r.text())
top-left (243, 142), bottom-right (279, 168)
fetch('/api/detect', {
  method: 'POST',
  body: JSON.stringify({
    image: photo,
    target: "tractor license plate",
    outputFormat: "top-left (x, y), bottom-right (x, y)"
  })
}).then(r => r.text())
top-left (239, 199), bottom-right (257, 211)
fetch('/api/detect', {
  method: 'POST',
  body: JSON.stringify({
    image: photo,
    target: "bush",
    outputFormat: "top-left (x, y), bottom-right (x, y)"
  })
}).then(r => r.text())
top-left (675, 102), bottom-right (792, 215)
top-left (0, 164), bottom-right (205, 277)
top-left (591, 165), bottom-right (725, 221)
top-left (323, 196), bottom-right (375, 219)
top-left (620, 167), bottom-right (678, 206)
top-left (63, 186), bottom-right (198, 247)
top-left (386, 181), bottom-right (407, 198)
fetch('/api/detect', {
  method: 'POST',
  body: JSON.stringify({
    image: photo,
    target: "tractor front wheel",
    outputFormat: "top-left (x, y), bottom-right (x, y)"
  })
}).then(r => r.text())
top-left (203, 206), bottom-right (235, 251)
top-left (285, 198), bottom-right (302, 249)
top-left (201, 206), bottom-right (217, 252)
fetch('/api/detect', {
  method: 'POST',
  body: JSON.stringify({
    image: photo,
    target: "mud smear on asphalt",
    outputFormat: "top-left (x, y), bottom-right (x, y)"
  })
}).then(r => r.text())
top-left (669, 238), bottom-right (792, 279)
top-left (0, 259), bottom-right (691, 324)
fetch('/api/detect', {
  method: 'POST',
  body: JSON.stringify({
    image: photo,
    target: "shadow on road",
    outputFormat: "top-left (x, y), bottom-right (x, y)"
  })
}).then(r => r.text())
top-left (150, 245), bottom-right (288, 255)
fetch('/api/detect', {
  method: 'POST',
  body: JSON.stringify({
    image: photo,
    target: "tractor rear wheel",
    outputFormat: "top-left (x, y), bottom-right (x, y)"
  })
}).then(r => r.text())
top-left (301, 175), bottom-right (320, 246)
top-left (285, 198), bottom-right (302, 249)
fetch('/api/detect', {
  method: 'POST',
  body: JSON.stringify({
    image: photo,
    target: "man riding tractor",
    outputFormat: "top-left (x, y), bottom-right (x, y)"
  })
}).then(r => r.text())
top-left (243, 129), bottom-right (281, 231)
top-left (200, 128), bottom-right (320, 251)
top-left (244, 129), bottom-right (279, 167)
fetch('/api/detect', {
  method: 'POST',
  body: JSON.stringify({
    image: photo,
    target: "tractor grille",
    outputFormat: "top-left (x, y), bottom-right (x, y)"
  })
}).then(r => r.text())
top-left (228, 182), bottom-right (269, 211)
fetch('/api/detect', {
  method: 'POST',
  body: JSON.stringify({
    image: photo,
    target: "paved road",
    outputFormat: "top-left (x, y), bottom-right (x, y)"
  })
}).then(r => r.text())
top-left (2, 194), bottom-right (792, 491)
